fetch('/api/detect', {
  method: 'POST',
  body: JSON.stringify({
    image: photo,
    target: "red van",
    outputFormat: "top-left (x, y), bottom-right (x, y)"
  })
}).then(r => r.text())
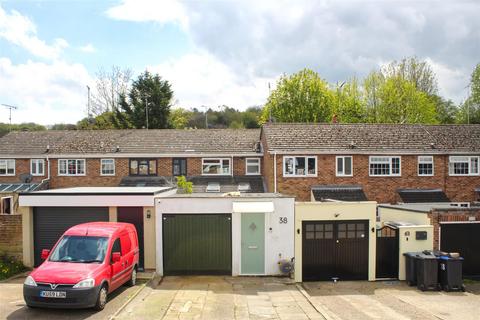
top-left (23, 222), bottom-right (139, 310)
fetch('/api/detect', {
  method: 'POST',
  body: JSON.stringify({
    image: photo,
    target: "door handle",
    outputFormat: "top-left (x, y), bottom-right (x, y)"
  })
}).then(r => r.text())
top-left (336, 240), bottom-right (339, 243)
top-left (248, 246), bottom-right (258, 249)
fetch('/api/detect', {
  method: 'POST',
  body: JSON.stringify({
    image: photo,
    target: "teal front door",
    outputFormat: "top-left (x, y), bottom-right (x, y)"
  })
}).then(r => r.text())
top-left (241, 213), bottom-right (265, 274)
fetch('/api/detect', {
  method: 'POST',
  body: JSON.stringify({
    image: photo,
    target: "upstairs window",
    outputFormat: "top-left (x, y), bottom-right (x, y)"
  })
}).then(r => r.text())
top-left (101, 159), bottom-right (115, 176)
top-left (202, 158), bottom-right (231, 175)
top-left (31, 159), bottom-right (44, 176)
top-left (336, 156), bottom-right (353, 177)
top-left (0, 159), bottom-right (15, 176)
top-left (449, 156), bottom-right (479, 176)
top-left (283, 156), bottom-right (317, 177)
top-left (172, 158), bottom-right (187, 176)
top-left (58, 159), bottom-right (85, 176)
top-left (245, 158), bottom-right (261, 175)
top-left (130, 159), bottom-right (157, 176)
top-left (418, 156), bottom-right (434, 176)
top-left (369, 156), bottom-right (401, 176)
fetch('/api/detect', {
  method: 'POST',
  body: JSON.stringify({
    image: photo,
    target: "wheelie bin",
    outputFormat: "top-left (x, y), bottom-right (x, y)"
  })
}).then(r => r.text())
top-left (416, 252), bottom-right (441, 291)
top-left (439, 255), bottom-right (465, 292)
top-left (404, 252), bottom-right (421, 286)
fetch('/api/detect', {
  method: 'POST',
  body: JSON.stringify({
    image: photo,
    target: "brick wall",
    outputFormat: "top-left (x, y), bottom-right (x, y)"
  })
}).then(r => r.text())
top-left (427, 208), bottom-right (480, 250)
top-left (271, 154), bottom-right (480, 203)
top-left (0, 158), bottom-right (46, 183)
top-left (0, 214), bottom-right (22, 260)
top-left (49, 158), bottom-right (128, 188)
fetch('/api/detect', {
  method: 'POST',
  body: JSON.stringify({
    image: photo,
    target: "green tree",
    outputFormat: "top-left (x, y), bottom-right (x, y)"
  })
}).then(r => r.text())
top-left (116, 71), bottom-right (173, 129)
top-left (169, 108), bottom-right (192, 129)
top-left (429, 95), bottom-right (458, 124)
top-left (382, 56), bottom-right (438, 96)
top-left (50, 123), bottom-right (77, 130)
top-left (335, 77), bottom-right (367, 123)
top-left (363, 71), bottom-right (385, 122)
top-left (241, 106), bottom-right (262, 128)
top-left (77, 112), bottom-right (120, 129)
top-left (261, 69), bottom-right (336, 123)
top-left (0, 122), bottom-right (46, 136)
top-left (375, 76), bottom-right (438, 124)
top-left (457, 63), bottom-right (480, 124)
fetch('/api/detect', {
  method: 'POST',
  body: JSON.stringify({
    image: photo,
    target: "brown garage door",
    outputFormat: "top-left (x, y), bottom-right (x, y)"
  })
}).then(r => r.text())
top-left (303, 220), bottom-right (369, 281)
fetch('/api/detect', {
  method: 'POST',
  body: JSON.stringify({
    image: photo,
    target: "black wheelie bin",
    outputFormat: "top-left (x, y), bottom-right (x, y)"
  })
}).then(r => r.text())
top-left (404, 252), bottom-right (421, 286)
top-left (439, 255), bottom-right (466, 292)
top-left (416, 252), bottom-right (441, 291)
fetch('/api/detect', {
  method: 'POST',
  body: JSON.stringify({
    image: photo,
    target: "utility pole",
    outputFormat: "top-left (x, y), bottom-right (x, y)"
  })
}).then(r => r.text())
top-left (145, 96), bottom-right (149, 130)
top-left (86, 85), bottom-right (91, 118)
top-left (1, 104), bottom-right (18, 131)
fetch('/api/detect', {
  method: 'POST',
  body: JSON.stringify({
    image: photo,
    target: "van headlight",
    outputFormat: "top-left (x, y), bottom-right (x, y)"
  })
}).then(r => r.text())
top-left (24, 276), bottom-right (37, 287)
top-left (73, 278), bottom-right (95, 288)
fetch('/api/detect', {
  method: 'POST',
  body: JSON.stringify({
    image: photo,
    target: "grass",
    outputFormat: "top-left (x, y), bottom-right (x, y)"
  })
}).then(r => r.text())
top-left (0, 255), bottom-right (27, 281)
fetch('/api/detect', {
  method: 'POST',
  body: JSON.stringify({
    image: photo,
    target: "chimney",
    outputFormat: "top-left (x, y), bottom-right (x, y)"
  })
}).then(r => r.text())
top-left (332, 114), bottom-right (338, 124)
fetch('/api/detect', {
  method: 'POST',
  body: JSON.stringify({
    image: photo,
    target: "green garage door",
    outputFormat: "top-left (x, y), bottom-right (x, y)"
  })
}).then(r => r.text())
top-left (163, 214), bottom-right (232, 275)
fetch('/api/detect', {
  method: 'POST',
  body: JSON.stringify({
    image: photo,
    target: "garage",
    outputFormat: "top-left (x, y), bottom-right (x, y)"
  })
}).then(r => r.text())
top-left (156, 194), bottom-right (295, 276)
top-left (302, 220), bottom-right (369, 281)
top-left (33, 207), bottom-right (109, 266)
top-left (162, 214), bottom-right (232, 275)
top-left (440, 223), bottom-right (480, 278)
top-left (295, 201), bottom-right (377, 282)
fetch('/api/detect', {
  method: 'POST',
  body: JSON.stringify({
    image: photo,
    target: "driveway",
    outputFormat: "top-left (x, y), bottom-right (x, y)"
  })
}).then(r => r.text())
top-left (116, 276), bottom-right (322, 320)
top-left (303, 280), bottom-right (480, 320)
top-left (0, 275), bottom-right (144, 320)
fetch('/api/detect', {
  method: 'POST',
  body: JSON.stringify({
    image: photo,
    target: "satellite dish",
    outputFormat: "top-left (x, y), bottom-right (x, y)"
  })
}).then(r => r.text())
top-left (19, 173), bottom-right (33, 183)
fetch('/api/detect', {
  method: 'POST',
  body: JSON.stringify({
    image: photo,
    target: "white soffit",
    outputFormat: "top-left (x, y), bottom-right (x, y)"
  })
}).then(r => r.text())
top-left (232, 201), bottom-right (274, 213)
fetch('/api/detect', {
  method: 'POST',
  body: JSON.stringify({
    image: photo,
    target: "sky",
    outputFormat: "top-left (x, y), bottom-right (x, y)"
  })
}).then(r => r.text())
top-left (0, 0), bottom-right (479, 125)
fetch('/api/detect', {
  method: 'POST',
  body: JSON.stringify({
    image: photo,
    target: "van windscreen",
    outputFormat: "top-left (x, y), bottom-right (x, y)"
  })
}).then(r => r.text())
top-left (49, 236), bottom-right (109, 263)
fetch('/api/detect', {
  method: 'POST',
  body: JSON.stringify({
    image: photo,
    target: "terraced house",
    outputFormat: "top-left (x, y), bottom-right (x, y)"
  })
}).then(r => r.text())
top-left (1, 123), bottom-right (480, 276)
top-left (260, 123), bottom-right (480, 203)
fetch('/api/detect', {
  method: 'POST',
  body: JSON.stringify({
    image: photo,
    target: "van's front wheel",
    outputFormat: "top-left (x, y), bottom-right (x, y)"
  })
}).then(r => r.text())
top-left (94, 285), bottom-right (108, 311)
top-left (126, 268), bottom-right (137, 287)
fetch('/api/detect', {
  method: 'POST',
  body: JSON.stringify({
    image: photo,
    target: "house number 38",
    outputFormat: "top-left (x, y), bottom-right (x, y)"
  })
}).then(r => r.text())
top-left (279, 217), bottom-right (288, 224)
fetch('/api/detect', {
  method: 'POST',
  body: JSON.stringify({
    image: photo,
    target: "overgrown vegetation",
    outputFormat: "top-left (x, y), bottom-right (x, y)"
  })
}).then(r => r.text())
top-left (0, 254), bottom-right (27, 281)
top-left (176, 176), bottom-right (193, 194)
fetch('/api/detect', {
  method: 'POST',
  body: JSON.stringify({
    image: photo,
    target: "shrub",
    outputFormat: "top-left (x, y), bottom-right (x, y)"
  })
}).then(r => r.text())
top-left (0, 254), bottom-right (27, 281)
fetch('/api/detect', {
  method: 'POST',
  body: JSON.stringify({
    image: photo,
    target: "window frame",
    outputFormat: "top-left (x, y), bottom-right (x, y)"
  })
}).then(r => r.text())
top-left (58, 159), bottom-right (86, 176)
top-left (100, 159), bottom-right (115, 176)
top-left (201, 158), bottom-right (231, 176)
top-left (0, 159), bottom-right (15, 176)
top-left (172, 158), bottom-right (187, 176)
top-left (418, 156), bottom-right (434, 176)
top-left (245, 158), bottom-right (261, 175)
top-left (283, 156), bottom-right (317, 177)
top-left (449, 156), bottom-right (480, 176)
top-left (336, 156), bottom-right (353, 177)
top-left (30, 159), bottom-right (45, 176)
top-left (129, 158), bottom-right (157, 176)
top-left (369, 156), bottom-right (401, 177)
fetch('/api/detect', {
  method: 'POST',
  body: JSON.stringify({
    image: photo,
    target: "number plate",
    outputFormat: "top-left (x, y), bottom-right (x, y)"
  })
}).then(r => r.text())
top-left (40, 291), bottom-right (66, 298)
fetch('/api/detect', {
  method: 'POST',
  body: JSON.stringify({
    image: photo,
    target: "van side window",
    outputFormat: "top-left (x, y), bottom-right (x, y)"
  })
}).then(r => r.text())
top-left (111, 238), bottom-right (122, 261)
top-left (120, 234), bottom-right (131, 255)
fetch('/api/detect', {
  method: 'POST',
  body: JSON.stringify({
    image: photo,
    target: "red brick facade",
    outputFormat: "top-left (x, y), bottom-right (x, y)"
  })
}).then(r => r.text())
top-left (2, 156), bottom-right (262, 189)
top-left (428, 208), bottom-right (480, 250)
top-left (263, 153), bottom-right (480, 203)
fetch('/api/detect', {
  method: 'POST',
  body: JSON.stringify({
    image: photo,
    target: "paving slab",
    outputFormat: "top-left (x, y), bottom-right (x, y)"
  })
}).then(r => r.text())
top-left (115, 276), bottom-right (321, 320)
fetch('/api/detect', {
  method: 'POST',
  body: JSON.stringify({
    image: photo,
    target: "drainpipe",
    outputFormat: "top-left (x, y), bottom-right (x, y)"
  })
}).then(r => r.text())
top-left (231, 155), bottom-right (234, 176)
top-left (40, 156), bottom-right (50, 188)
top-left (274, 152), bottom-right (277, 193)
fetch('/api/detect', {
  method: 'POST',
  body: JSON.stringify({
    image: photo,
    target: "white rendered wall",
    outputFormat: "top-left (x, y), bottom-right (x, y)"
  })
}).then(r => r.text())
top-left (155, 197), bottom-right (295, 276)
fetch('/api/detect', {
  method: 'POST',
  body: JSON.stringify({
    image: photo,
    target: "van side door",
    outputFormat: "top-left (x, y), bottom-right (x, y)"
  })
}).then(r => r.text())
top-left (110, 238), bottom-right (124, 291)
top-left (120, 232), bottom-right (133, 283)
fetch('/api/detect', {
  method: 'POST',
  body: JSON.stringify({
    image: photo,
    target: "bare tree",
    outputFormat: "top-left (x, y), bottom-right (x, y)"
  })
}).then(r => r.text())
top-left (92, 66), bottom-right (132, 115)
